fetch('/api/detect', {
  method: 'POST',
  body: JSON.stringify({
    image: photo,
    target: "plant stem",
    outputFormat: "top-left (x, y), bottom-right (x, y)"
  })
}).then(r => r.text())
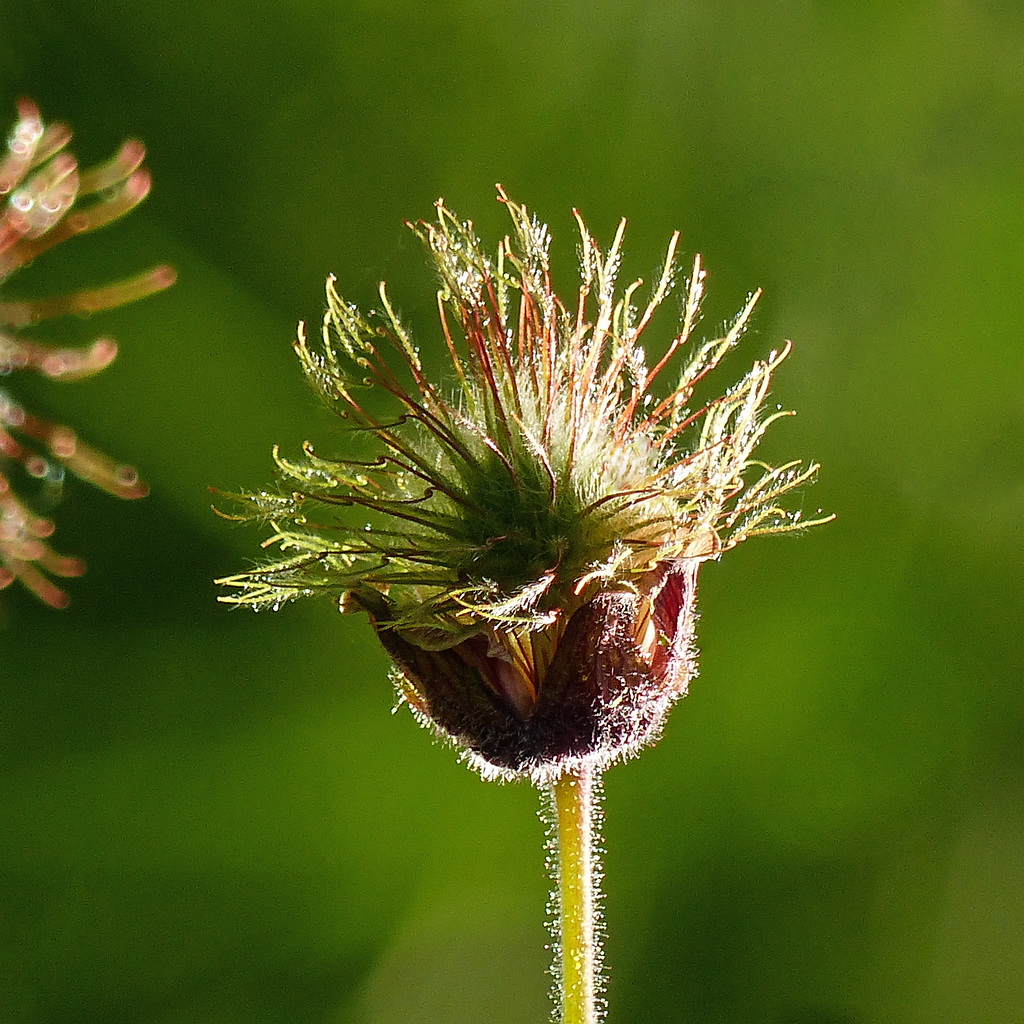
top-left (550, 762), bottom-right (602, 1024)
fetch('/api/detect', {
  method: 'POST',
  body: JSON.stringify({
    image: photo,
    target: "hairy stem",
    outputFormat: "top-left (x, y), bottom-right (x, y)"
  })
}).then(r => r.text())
top-left (549, 763), bottom-right (603, 1024)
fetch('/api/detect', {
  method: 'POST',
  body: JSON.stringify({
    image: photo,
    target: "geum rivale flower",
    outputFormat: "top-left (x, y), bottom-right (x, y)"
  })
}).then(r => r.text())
top-left (0, 99), bottom-right (174, 607)
top-left (218, 188), bottom-right (828, 783)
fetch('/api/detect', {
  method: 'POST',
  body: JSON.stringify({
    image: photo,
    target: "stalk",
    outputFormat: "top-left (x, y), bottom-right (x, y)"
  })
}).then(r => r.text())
top-left (548, 763), bottom-right (603, 1024)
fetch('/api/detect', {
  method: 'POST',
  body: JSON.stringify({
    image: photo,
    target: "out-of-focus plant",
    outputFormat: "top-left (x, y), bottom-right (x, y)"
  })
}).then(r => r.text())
top-left (219, 188), bottom-right (831, 1023)
top-left (0, 99), bottom-right (174, 608)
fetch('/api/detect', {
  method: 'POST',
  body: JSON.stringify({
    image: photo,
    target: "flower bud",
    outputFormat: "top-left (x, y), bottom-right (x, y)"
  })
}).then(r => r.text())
top-left (218, 188), bottom-right (830, 778)
top-left (376, 558), bottom-right (701, 782)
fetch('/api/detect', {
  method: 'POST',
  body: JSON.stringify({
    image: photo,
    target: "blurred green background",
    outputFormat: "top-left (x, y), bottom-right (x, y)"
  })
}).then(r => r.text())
top-left (2, 2), bottom-right (1022, 1022)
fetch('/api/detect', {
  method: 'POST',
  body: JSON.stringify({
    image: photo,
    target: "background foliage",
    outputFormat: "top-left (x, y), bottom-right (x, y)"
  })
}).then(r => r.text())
top-left (2, 2), bottom-right (1022, 1022)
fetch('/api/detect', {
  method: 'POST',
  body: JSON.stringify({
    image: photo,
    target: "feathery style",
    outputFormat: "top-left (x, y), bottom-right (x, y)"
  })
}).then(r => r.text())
top-left (0, 99), bottom-right (174, 607)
